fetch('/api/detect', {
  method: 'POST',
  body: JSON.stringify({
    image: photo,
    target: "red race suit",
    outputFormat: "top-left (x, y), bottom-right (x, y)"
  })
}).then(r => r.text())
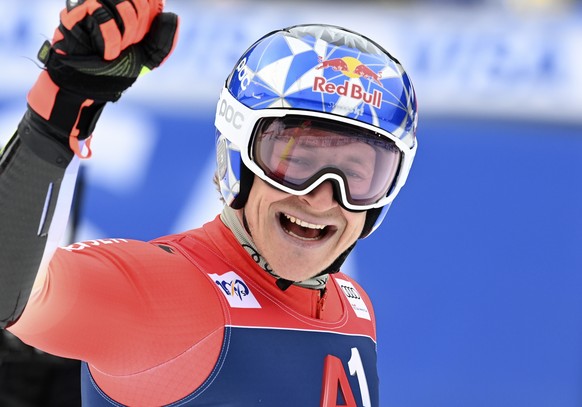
top-left (9, 216), bottom-right (378, 406)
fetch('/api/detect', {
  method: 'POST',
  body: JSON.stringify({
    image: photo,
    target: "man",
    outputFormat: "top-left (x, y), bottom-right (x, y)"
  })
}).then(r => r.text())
top-left (0, 0), bottom-right (418, 405)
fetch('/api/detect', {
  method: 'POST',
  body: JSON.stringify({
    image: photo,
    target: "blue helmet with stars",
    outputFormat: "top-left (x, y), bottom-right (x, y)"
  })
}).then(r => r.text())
top-left (214, 24), bottom-right (418, 238)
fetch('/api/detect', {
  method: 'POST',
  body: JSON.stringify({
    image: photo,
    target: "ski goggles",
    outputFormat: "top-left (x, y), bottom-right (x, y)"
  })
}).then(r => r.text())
top-left (215, 89), bottom-right (416, 211)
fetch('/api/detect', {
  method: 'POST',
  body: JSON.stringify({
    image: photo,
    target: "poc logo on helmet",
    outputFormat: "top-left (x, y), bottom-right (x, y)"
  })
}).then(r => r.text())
top-left (218, 98), bottom-right (244, 130)
top-left (236, 58), bottom-right (252, 90)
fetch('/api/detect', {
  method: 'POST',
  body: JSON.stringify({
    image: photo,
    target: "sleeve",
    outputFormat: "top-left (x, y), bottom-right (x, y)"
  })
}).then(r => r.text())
top-left (7, 238), bottom-right (225, 375)
top-left (0, 110), bottom-right (79, 329)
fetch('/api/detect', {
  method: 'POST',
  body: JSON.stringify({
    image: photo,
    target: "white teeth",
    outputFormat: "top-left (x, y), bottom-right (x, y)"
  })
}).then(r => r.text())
top-left (283, 213), bottom-right (326, 230)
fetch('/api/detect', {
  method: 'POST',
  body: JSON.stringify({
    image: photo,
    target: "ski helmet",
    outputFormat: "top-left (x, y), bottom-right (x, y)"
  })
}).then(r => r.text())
top-left (215, 24), bottom-right (418, 237)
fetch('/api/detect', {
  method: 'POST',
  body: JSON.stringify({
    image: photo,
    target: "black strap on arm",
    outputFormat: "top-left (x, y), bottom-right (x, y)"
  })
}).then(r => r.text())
top-left (0, 109), bottom-right (74, 329)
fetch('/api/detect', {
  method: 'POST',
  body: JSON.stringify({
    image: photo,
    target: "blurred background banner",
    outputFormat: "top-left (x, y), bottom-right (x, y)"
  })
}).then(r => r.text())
top-left (1, 1), bottom-right (581, 406)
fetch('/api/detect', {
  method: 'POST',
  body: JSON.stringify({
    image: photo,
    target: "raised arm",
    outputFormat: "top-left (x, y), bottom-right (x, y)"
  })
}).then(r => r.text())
top-left (0, 0), bottom-right (178, 328)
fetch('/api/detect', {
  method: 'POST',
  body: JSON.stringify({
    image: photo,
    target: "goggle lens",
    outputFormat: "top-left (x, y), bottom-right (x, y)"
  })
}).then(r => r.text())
top-left (251, 116), bottom-right (402, 208)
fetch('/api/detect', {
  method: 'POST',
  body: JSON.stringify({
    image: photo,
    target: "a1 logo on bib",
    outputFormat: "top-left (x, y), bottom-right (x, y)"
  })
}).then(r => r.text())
top-left (210, 271), bottom-right (261, 309)
top-left (336, 279), bottom-right (370, 320)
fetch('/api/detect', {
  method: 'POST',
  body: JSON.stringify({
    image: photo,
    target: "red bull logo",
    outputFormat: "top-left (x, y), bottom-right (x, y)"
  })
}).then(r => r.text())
top-left (314, 56), bottom-right (383, 108)
top-left (316, 56), bottom-right (383, 84)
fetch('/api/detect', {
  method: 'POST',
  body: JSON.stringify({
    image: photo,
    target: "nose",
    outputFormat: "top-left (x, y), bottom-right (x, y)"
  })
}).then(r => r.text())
top-left (299, 180), bottom-right (338, 210)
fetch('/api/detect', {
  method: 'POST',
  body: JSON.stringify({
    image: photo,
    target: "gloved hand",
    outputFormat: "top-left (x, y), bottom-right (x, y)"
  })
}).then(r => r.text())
top-left (26, 0), bottom-right (179, 157)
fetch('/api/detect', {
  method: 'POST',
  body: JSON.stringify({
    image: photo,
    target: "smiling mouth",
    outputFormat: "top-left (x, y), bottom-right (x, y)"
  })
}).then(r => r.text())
top-left (279, 213), bottom-right (332, 241)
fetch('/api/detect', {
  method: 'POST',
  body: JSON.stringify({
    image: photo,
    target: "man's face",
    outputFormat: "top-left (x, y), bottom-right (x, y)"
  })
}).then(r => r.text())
top-left (238, 177), bottom-right (367, 282)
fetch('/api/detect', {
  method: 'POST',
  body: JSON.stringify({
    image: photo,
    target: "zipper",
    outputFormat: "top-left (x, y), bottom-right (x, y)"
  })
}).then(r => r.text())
top-left (315, 288), bottom-right (328, 319)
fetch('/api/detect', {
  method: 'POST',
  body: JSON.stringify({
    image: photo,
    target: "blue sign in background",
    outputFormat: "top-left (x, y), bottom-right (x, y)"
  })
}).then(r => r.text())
top-left (367, 117), bottom-right (582, 406)
top-left (1, 1), bottom-right (581, 406)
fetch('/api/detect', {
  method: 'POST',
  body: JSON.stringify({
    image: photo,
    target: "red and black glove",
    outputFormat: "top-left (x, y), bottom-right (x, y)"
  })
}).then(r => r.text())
top-left (27, 0), bottom-right (179, 157)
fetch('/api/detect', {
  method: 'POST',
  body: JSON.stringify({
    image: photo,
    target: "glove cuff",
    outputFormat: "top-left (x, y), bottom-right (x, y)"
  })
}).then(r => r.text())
top-left (27, 69), bottom-right (106, 157)
top-left (28, 70), bottom-right (107, 139)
